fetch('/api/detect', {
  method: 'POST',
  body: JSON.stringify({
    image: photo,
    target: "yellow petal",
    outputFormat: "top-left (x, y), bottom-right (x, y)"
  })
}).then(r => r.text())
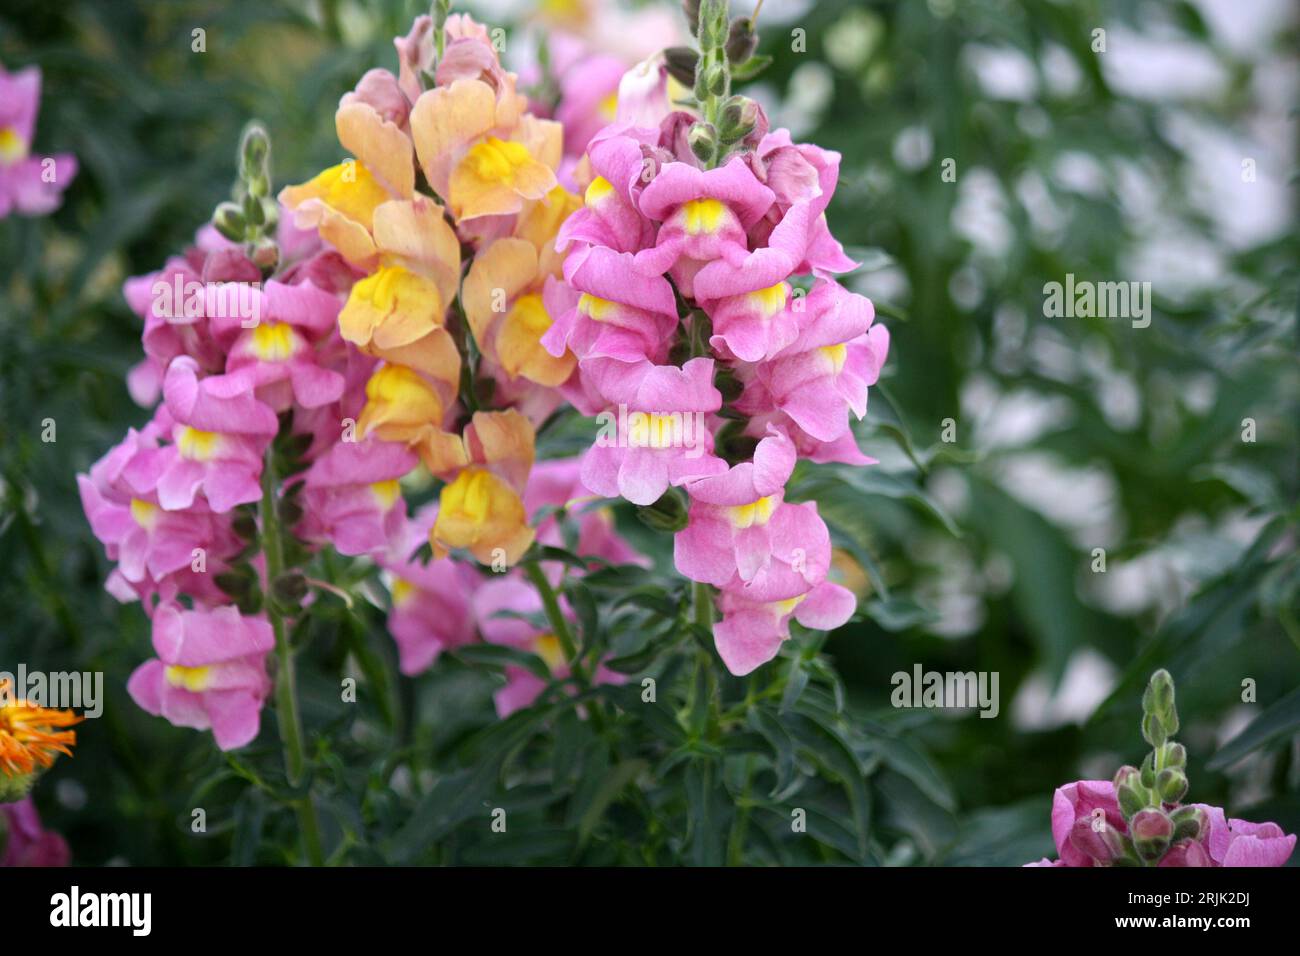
top-left (497, 292), bottom-right (576, 387)
top-left (449, 137), bottom-right (557, 221)
top-left (409, 79), bottom-right (498, 199)
top-left (462, 238), bottom-right (538, 345)
top-left (433, 466), bottom-right (535, 566)
top-left (515, 185), bottom-right (582, 277)
top-left (340, 265), bottom-right (444, 350)
top-left (278, 161), bottom-right (390, 267)
top-left (357, 364), bottom-right (445, 442)
top-left (335, 101), bottom-right (415, 200)
top-left (372, 197), bottom-right (461, 306)
top-left (367, 326), bottom-right (462, 396)
top-left (463, 408), bottom-right (535, 492)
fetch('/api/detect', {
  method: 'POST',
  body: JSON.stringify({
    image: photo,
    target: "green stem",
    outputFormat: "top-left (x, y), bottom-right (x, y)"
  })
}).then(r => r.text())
top-left (693, 580), bottom-right (714, 631)
top-left (524, 561), bottom-right (578, 663)
top-left (260, 450), bottom-right (324, 866)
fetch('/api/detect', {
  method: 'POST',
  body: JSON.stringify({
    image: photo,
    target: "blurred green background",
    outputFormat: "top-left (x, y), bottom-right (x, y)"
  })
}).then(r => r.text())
top-left (1, 0), bottom-right (1296, 865)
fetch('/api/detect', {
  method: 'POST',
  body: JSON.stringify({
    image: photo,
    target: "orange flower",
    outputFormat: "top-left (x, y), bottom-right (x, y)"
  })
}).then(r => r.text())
top-left (0, 679), bottom-right (81, 793)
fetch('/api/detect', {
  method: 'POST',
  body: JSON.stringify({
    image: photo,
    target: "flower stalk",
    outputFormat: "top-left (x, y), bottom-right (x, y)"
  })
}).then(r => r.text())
top-left (260, 447), bottom-right (324, 866)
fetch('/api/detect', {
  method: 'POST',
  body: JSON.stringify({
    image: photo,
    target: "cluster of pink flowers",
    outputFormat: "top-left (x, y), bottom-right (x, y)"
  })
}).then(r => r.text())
top-left (547, 107), bottom-right (888, 675)
top-left (78, 216), bottom-right (386, 749)
top-left (0, 62), bottom-right (76, 218)
top-left (1028, 779), bottom-right (1296, 868)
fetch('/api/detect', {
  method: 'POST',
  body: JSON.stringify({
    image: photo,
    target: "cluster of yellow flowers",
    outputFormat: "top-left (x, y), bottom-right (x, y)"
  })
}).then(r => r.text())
top-left (281, 13), bottom-right (581, 567)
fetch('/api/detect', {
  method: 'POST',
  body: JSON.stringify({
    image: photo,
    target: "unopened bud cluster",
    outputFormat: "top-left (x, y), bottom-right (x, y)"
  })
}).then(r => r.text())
top-left (1072, 670), bottom-right (1208, 866)
top-left (213, 123), bottom-right (280, 273)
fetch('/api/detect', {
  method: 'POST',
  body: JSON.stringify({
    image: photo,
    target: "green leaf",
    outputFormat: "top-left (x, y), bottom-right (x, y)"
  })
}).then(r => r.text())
top-left (1208, 684), bottom-right (1300, 770)
top-left (576, 759), bottom-right (648, 849)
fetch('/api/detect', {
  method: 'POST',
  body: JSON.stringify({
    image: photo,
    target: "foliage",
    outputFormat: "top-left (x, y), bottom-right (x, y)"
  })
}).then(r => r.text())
top-left (0, 0), bottom-right (1295, 865)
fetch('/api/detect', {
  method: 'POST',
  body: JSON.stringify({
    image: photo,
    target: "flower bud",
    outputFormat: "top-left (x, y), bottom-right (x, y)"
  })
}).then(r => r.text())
top-left (725, 16), bottom-right (759, 64)
top-left (1157, 767), bottom-right (1188, 804)
top-left (1131, 808), bottom-right (1174, 861)
top-left (231, 512), bottom-right (259, 540)
top-left (1117, 782), bottom-right (1147, 820)
top-left (1170, 804), bottom-right (1206, 842)
top-left (703, 62), bottom-right (727, 97)
top-left (688, 122), bottom-right (718, 165)
top-left (271, 570), bottom-right (309, 608)
top-left (249, 237), bottom-right (279, 274)
top-left (682, 0), bottom-right (702, 36)
top-left (636, 488), bottom-right (689, 533)
top-left (718, 96), bottom-right (759, 145)
top-left (1068, 808), bottom-right (1130, 866)
top-left (1140, 753), bottom-right (1156, 788)
top-left (665, 47), bottom-right (700, 87)
top-left (1161, 741), bottom-right (1186, 769)
top-left (1142, 712), bottom-right (1167, 748)
top-left (213, 202), bottom-right (247, 243)
top-left (215, 568), bottom-right (255, 601)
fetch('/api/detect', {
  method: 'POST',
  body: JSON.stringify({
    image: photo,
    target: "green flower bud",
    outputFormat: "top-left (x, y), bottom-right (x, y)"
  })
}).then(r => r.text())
top-left (665, 46), bottom-right (700, 86)
top-left (1131, 808), bottom-right (1174, 862)
top-left (215, 568), bottom-right (255, 601)
top-left (697, 0), bottom-right (729, 48)
top-left (1140, 752), bottom-right (1156, 788)
top-left (688, 122), bottom-right (719, 165)
top-left (213, 202), bottom-right (247, 243)
top-left (1161, 741), bottom-right (1187, 769)
top-left (682, 0), bottom-right (702, 36)
top-left (1171, 804), bottom-right (1206, 842)
top-left (1117, 783), bottom-right (1147, 820)
top-left (1157, 767), bottom-right (1188, 804)
top-left (1142, 712), bottom-right (1167, 748)
top-left (718, 96), bottom-right (759, 145)
top-left (231, 512), bottom-right (259, 540)
top-left (697, 61), bottom-right (727, 98)
top-left (725, 16), bottom-right (759, 64)
top-left (636, 488), bottom-right (689, 533)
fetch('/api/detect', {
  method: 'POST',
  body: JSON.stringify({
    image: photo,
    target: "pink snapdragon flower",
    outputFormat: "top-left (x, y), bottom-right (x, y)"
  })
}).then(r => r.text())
top-left (713, 581), bottom-right (856, 676)
top-left (746, 131), bottom-right (857, 276)
top-left (674, 426), bottom-right (797, 587)
top-left (380, 508), bottom-right (480, 675)
top-left (1, 797), bottom-right (70, 867)
top-left (78, 428), bottom-right (234, 586)
top-left (473, 576), bottom-right (623, 718)
top-left (543, 244), bottom-right (679, 367)
top-left (216, 280), bottom-right (347, 411)
top-left (579, 358), bottom-right (728, 506)
top-left (738, 280), bottom-right (889, 444)
top-left (633, 158), bottom-right (775, 298)
top-left (0, 63), bottom-right (76, 218)
top-left (557, 126), bottom-right (660, 254)
top-left (1198, 804), bottom-right (1297, 867)
top-left (127, 604), bottom-right (275, 751)
top-left (298, 437), bottom-right (416, 556)
top-left (1024, 780), bottom-right (1297, 867)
